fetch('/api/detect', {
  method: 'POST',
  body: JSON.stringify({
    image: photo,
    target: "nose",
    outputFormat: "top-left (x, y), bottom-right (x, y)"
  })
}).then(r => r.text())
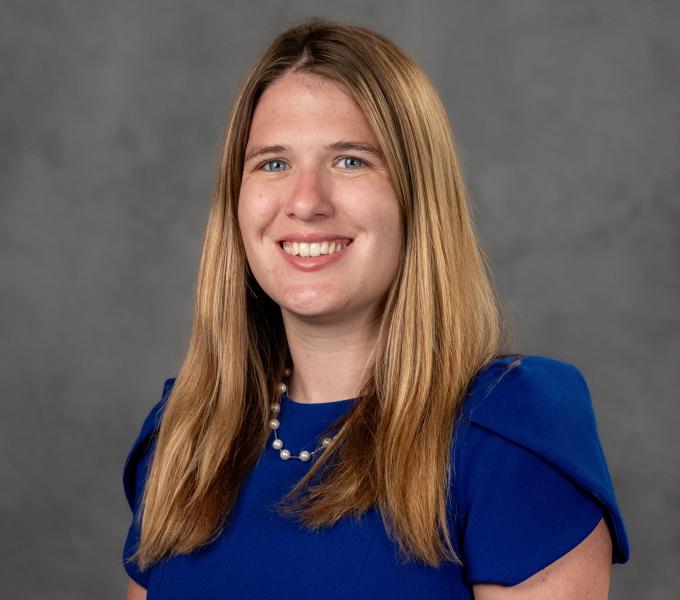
top-left (283, 165), bottom-right (333, 220)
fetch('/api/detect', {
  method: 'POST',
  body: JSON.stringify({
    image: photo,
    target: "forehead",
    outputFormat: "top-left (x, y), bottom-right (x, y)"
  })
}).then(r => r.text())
top-left (247, 72), bottom-right (377, 144)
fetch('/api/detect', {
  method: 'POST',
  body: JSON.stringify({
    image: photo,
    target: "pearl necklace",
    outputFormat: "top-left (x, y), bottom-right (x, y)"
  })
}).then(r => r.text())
top-left (268, 368), bottom-right (335, 462)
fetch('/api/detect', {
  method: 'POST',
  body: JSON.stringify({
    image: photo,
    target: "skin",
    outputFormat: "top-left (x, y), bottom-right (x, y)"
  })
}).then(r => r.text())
top-left (473, 517), bottom-right (613, 599)
top-left (125, 71), bottom-right (613, 598)
top-left (238, 71), bottom-right (402, 405)
top-left (125, 579), bottom-right (145, 600)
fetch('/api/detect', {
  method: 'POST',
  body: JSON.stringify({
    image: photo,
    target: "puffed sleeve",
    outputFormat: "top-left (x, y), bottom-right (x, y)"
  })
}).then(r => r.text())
top-left (452, 355), bottom-right (630, 586)
top-left (121, 377), bottom-right (175, 587)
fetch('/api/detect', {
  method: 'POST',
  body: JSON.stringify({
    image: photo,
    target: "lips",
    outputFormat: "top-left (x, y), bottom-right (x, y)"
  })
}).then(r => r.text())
top-left (276, 236), bottom-right (352, 271)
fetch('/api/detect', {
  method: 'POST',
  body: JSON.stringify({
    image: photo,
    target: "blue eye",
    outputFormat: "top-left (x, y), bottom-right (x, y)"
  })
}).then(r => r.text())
top-left (259, 157), bottom-right (364, 171)
top-left (262, 160), bottom-right (288, 172)
top-left (339, 156), bottom-right (364, 170)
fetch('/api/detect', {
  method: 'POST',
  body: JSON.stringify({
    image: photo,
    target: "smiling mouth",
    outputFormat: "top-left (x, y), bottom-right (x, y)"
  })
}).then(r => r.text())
top-left (279, 239), bottom-right (352, 257)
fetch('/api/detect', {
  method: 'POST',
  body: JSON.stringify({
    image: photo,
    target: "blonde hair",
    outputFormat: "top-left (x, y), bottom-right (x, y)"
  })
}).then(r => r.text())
top-left (132, 17), bottom-right (516, 570)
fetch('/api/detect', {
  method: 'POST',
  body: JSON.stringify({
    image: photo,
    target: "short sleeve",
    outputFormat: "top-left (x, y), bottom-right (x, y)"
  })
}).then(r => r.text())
top-left (453, 355), bottom-right (630, 586)
top-left (121, 377), bottom-right (175, 587)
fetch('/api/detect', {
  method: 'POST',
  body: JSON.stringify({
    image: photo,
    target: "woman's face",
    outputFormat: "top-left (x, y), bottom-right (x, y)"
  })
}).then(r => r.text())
top-left (238, 71), bottom-right (402, 325)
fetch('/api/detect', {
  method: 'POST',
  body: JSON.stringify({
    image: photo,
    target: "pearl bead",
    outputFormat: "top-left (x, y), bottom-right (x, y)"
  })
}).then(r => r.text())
top-left (268, 379), bottom-right (338, 463)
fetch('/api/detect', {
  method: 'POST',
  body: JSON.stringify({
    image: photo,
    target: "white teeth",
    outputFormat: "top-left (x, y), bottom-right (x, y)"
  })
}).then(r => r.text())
top-left (282, 240), bottom-right (349, 257)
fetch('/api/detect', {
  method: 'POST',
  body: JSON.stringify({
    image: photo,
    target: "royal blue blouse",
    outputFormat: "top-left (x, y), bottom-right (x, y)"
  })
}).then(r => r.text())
top-left (122, 355), bottom-right (629, 598)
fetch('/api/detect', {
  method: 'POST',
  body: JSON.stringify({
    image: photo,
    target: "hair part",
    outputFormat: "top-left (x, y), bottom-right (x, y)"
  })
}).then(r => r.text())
top-left (130, 17), bottom-right (518, 571)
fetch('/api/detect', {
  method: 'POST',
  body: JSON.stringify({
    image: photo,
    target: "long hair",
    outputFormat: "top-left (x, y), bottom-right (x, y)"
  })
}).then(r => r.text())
top-left (132, 17), bottom-right (516, 570)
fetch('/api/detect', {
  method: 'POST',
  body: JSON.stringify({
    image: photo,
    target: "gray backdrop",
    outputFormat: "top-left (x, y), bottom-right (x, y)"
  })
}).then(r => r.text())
top-left (1, 1), bottom-right (678, 598)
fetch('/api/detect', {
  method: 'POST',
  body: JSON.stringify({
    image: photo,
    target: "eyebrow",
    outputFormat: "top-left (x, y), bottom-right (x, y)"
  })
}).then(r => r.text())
top-left (243, 140), bottom-right (383, 163)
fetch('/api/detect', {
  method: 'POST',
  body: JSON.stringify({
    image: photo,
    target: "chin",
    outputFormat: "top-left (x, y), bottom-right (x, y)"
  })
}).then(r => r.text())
top-left (278, 293), bottom-right (352, 323)
top-left (277, 284), bottom-right (340, 309)
top-left (281, 301), bottom-right (342, 320)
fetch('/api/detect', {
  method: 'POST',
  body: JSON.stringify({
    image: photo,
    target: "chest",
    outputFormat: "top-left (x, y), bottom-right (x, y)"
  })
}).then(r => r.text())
top-left (145, 452), bottom-right (472, 599)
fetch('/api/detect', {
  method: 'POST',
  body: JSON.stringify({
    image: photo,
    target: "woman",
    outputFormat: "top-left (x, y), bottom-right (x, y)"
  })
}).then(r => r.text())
top-left (122, 18), bottom-right (629, 599)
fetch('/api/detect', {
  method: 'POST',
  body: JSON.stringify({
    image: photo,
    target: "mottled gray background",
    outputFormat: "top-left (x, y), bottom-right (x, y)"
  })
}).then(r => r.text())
top-left (1, 1), bottom-right (677, 598)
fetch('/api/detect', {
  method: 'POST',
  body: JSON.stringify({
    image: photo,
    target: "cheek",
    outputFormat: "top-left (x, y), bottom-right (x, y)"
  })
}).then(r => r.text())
top-left (371, 201), bottom-right (403, 281)
top-left (237, 184), bottom-right (279, 245)
top-left (364, 193), bottom-right (402, 251)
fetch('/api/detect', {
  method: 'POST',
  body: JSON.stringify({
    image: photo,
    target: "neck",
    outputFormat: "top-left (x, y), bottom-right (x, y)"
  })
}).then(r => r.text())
top-left (281, 309), bottom-right (380, 405)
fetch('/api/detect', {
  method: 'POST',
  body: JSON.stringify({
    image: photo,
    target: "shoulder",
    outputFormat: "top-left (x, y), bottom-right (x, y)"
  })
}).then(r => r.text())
top-left (122, 378), bottom-right (175, 587)
top-left (462, 354), bottom-right (597, 457)
top-left (123, 377), bottom-right (176, 511)
top-left (464, 353), bottom-right (589, 411)
top-left (450, 354), bottom-right (629, 583)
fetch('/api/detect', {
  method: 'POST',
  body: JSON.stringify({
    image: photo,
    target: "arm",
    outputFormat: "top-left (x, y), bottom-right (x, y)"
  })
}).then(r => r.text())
top-left (125, 577), bottom-right (147, 600)
top-left (473, 517), bottom-right (612, 599)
